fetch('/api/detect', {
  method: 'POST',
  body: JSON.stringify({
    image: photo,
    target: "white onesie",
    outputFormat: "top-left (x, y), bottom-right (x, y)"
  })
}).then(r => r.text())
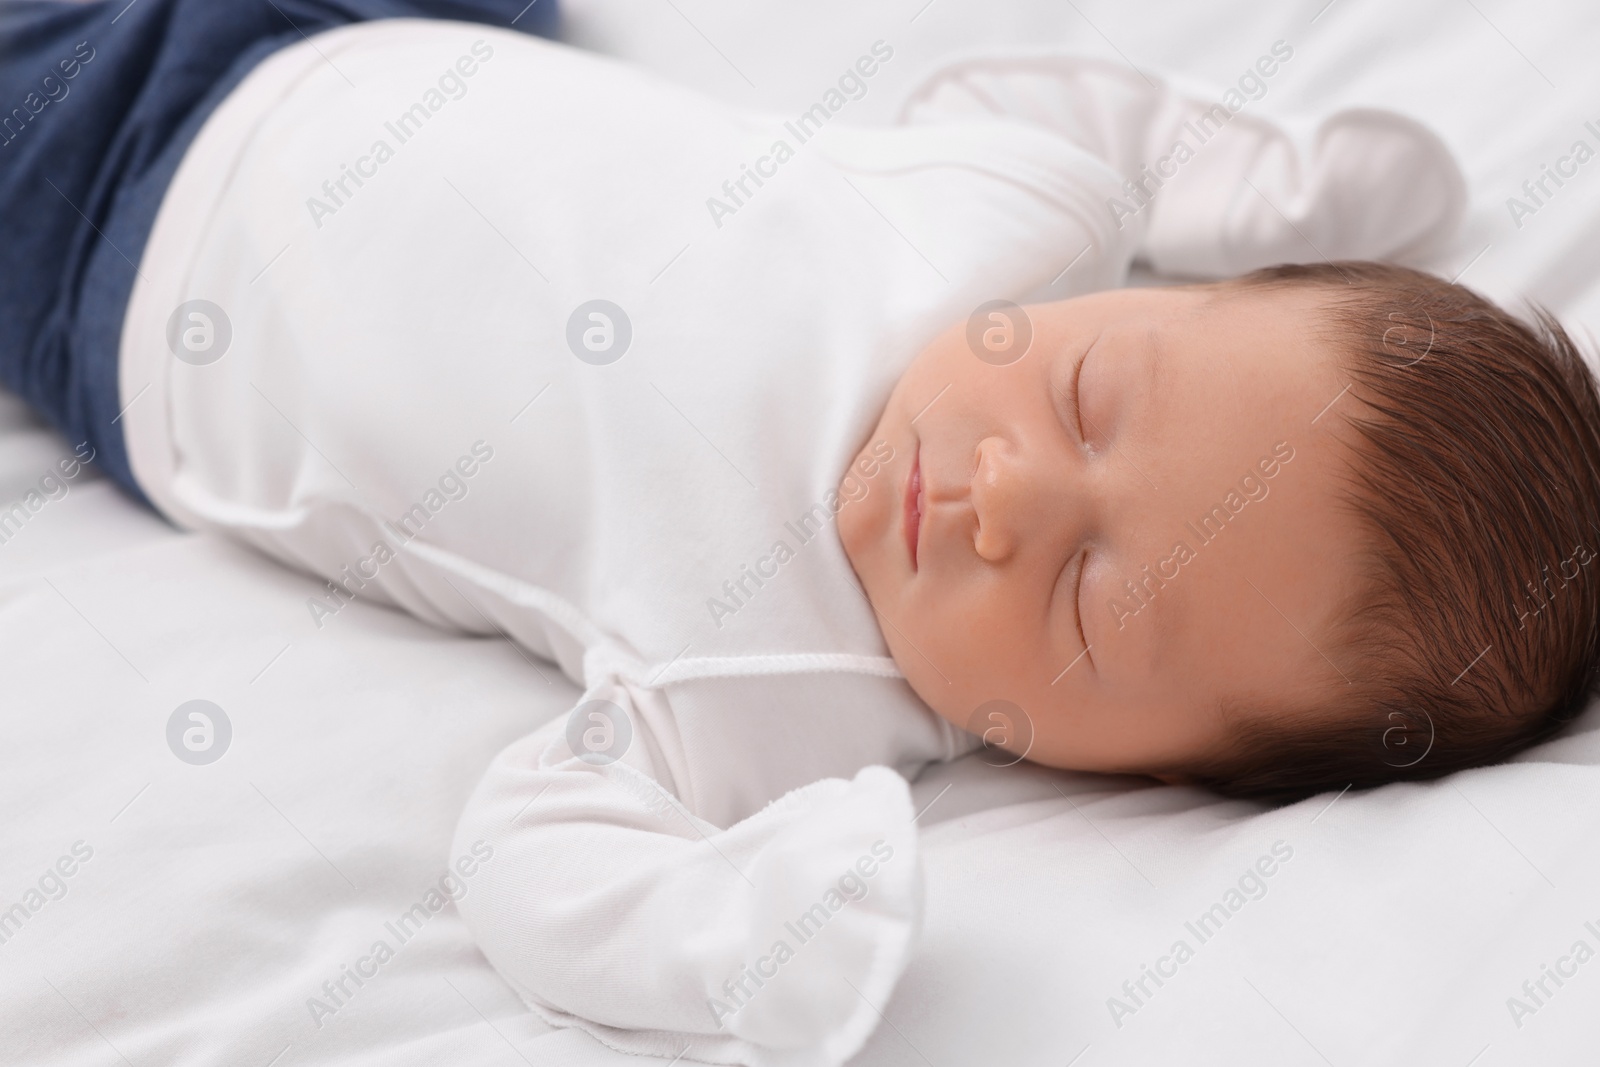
top-left (118, 21), bottom-right (1464, 1066)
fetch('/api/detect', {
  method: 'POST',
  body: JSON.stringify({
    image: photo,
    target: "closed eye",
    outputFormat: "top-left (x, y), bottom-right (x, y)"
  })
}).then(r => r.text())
top-left (1072, 549), bottom-right (1089, 648)
top-left (1045, 345), bottom-right (1092, 445)
top-left (1070, 343), bottom-right (1089, 442)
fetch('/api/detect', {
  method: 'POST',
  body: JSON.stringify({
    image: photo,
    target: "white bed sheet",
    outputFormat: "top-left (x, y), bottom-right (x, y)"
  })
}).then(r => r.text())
top-left (5, 1), bottom-right (1600, 1064)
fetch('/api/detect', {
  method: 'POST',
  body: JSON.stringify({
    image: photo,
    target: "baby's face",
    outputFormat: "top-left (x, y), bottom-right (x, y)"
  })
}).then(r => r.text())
top-left (838, 284), bottom-right (1364, 776)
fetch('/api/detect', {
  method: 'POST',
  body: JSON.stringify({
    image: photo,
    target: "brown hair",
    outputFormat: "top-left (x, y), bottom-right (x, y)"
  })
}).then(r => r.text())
top-left (1180, 261), bottom-right (1600, 804)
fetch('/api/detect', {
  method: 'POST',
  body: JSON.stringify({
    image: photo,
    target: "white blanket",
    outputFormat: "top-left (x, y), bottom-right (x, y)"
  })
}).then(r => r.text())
top-left (6, 2), bottom-right (1600, 1065)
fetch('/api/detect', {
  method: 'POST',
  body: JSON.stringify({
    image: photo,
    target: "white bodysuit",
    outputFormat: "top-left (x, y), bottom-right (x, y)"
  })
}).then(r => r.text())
top-left (118, 21), bottom-right (1464, 1066)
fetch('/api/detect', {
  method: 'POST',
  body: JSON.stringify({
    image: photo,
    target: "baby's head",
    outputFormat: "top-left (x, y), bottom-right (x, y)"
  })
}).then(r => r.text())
top-left (838, 262), bottom-right (1600, 803)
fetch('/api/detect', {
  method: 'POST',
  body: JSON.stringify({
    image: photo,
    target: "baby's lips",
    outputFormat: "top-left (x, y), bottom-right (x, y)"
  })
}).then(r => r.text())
top-left (903, 446), bottom-right (923, 570)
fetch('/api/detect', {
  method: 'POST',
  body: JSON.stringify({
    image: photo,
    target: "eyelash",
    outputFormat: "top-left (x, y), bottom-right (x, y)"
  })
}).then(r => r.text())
top-left (1070, 346), bottom-right (1089, 443)
top-left (1072, 550), bottom-right (1089, 647)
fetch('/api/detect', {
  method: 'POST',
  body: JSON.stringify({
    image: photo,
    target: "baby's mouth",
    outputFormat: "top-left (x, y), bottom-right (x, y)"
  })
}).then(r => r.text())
top-left (904, 446), bottom-right (923, 570)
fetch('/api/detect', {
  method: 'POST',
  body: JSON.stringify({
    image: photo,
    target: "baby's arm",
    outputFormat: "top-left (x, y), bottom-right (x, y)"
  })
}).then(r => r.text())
top-left (452, 677), bottom-right (923, 1065)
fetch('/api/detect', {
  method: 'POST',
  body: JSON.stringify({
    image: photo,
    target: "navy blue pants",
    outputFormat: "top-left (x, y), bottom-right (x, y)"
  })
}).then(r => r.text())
top-left (0, 0), bottom-right (559, 501)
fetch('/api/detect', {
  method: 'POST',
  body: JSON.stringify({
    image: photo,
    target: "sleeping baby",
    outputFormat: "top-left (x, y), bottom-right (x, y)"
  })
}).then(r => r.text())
top-left (9, 10), bottom-right (1600, 1067)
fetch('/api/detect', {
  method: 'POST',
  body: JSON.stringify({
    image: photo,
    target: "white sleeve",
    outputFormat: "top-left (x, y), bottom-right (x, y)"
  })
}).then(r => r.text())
top-left (451, 677), bottom-right (924, 1067)
top-left (897, 52), bottom-right (1467, 277)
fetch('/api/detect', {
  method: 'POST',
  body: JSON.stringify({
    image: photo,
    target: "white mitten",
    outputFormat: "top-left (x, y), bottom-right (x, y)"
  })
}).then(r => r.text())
top-left (452, 694), bottom-right (923, 1067)
top-left (708, 764), bottom-right (923, 1063)
top-left (897, 52), bottom-right (1467, 277)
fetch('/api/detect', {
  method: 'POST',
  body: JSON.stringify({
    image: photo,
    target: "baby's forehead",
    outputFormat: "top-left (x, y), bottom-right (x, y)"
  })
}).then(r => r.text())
top-left (1096, 320), bottom-right (1362, 715)
top-left (1057, 284), bottom-right (1317, 357)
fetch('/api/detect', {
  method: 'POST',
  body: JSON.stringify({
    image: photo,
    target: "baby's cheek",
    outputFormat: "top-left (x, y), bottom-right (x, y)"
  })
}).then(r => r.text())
top-left (912, 608), bottom-right (1013, 707)
top-left (838, 471), bottom-right (868, 504)
top-left (835, 485), bottom-right (870, 560)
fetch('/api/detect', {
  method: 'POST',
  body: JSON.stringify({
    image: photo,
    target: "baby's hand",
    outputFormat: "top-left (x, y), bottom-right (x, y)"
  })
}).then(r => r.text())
top-left (717, 765), bottom-right (921, 1059)
top-left (452, 701), bottom-right (924, 1066)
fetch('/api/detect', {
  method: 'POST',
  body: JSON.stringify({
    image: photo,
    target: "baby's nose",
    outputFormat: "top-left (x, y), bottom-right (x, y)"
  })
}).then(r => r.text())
top-left (971, 436), bottom-right (1025, 562)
